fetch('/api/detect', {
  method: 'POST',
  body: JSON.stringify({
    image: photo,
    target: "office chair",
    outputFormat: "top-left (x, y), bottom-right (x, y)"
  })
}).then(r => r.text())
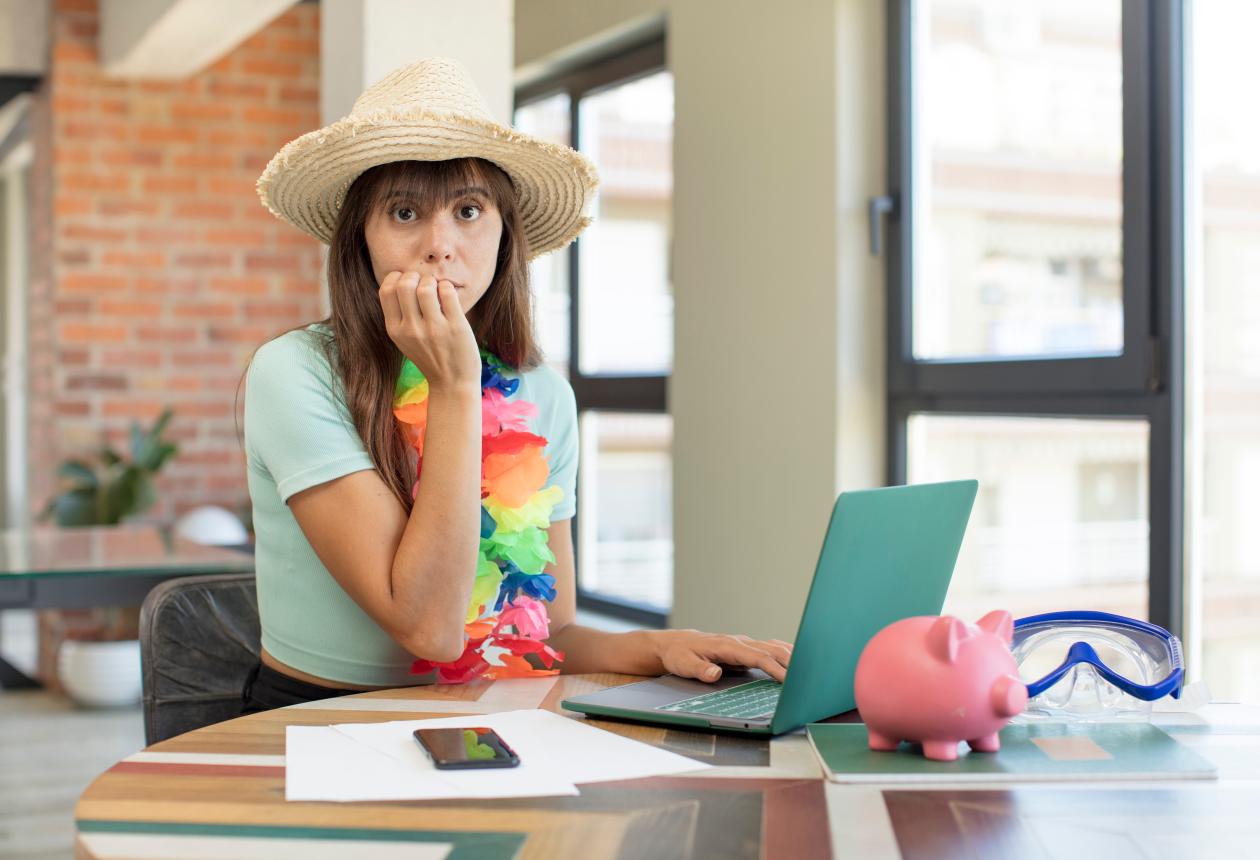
top-left (139, 572), bottom-right (259, 745)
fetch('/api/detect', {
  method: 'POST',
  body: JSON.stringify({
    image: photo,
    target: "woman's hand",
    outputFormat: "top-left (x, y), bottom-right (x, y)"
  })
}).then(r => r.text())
top-left (652, 629), bottom-right (793, 683)
top-left (378, 271), bottom-right (482, 394)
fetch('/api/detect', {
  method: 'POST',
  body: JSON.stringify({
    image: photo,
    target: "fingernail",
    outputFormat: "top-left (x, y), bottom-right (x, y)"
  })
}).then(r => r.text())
top-left (706, 666), bottom-right (720, 679)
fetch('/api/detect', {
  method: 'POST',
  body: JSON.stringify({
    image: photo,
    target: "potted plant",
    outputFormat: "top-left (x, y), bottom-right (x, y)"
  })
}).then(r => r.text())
top-left (39, 407), bottom-right (179, 707)
top-left (40, 407), bottom-right (179, 526)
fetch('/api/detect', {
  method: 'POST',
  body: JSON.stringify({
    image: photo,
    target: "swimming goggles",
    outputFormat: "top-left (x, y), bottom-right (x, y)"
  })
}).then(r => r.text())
top-left (1011, 611), bottom-right (1184, 720)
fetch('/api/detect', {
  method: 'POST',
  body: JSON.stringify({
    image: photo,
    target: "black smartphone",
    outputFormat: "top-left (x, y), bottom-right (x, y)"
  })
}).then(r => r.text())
top-left (413, 727), bottom-right (521, 769)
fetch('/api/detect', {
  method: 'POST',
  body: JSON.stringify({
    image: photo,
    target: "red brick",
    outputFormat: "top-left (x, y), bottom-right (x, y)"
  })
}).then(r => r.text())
top-left (102, 401), bottom-right (168, 419)
top-left (142, 175), bottom-right (199, 195)
top-left (55, 196), bottom-right (92, 217)
top-left (208, 324), bottom-right (273, 343)
top-left (101, 250), bottom-right (166, 269)
top-left (55, 298), bottom-right (92, 315)
top-left (205, 177), bottom-right (255, 198)
top-left (98, 148), bottom-right (163, 169)
top-left (171, 103), bottom-right (235, 123)
top-left (134, 226), bottom-right (199, 245)
top-left (135, 324), bottom-right (199, 342)
top-left (242, 106), bottom-right (308, 126)
top-left (171, 200), bottom-right (234, 220)
top-left (102, 349), bottom-right (164, 368)
top-left (60, 171), bottom-right (131, 193)
top-left (53, 42), bottom-right (97, 64)
top-left (171, 153), bottom-right (234, 170)
top-left (98, 199), bottom-right (161, 217)
top-left (209, 276), bottom-right (269, 296)
top-left (99, 300), bottom-right (163, 318)
top-left (207, 81), bottom-right (268, 101)
top-left (174, 302), bottom-right (237, 319)
top-left (60, 322), bottom-right (128, 342)
top-left (173, 251), bottom-right (233, 268)
top-left (205, 228), bottom-right (267, 246)
top-left (62, 224), bottom-right (128, 242)
top-left (239, 58), bottom-right (301, 77)
top-left (58, 249), bottom-right (91, 266)
top-left (67, 373), bottom-right (128, 391)
top-left (62, 273), bottom-right (127, 293)
top-left (55, 401), bottom-right (92, 417)
top-left (136, 125), bottom-right (199, 145)
top-left (171, 349), bottom-right (233, 367)
top-left (60, 349), bottom-right (91, 366)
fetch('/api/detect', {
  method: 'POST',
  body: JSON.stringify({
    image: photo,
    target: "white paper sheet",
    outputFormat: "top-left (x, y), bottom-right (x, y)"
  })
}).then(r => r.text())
top-left (285, 709), bottom-right (710, 803)
top-left (284, 723), bottom-right (578, 803)
top-left (332, 708), bottom-right (711, 787)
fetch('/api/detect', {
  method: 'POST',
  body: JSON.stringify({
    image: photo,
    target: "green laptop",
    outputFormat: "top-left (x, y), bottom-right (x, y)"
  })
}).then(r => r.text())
top-left (561, 480), bottom-right (979, 735)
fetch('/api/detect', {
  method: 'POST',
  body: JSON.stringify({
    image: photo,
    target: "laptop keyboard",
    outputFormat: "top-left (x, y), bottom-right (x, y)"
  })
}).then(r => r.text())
top-left (656, 679), bottom-right (782, 720)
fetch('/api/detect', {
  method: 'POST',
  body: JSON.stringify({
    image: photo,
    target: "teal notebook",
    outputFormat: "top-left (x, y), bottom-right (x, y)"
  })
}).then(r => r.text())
top-left (806, 722), bottom-right (1217, 783)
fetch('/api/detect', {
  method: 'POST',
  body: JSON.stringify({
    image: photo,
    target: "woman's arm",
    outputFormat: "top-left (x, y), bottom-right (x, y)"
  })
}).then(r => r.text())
top-left (542, 519), bottom-right (793, 682)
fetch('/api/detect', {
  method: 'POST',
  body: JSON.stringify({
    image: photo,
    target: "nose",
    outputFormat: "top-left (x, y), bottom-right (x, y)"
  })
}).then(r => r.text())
top-left (415, 214), bottom-right (455, 263)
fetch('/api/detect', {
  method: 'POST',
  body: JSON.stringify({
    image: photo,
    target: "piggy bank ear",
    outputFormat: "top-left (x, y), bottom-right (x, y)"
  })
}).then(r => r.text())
top-left (927, 616), bottom-right (968, 664)
top-left (976, 610), bottom-right (1014, 645)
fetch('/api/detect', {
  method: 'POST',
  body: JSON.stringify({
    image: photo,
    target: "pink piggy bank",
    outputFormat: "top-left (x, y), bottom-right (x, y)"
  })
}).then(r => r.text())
top-left (853, 610), bottom-right (1028, 762)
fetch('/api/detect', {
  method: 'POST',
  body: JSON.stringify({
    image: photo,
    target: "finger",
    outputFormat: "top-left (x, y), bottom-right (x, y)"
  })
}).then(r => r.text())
top-left (703, 640), bottom-right (788, 683)
top-left (378, 271), bottom-right (404, 328)
top-left (437, 279), bottom-right (462, 320)
top-left (395, 271), bottom-right (423, 330)
top-left (671, 650), bottom-right (725, 683)
top-left (414, 274), bottom-right (442, 321)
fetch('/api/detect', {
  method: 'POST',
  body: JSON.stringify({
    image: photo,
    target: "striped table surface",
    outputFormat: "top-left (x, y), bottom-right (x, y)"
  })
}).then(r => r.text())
top-left (74, 677), bottom-right (1260, 860)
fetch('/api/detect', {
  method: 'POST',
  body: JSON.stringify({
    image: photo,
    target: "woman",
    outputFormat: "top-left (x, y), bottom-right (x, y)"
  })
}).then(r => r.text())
top-left (240, 57), bottom-right (791, 713)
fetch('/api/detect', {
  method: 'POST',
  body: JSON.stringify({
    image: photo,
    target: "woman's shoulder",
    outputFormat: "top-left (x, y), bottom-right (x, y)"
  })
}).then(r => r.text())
top-left (252, 322), bottom-right (334, 373)
top-left (513, 360), bottom-right (575, 408)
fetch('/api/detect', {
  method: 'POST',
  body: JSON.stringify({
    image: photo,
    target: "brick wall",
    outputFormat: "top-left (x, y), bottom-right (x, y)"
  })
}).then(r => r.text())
top-left (27, 0), bottom-right (325, 683)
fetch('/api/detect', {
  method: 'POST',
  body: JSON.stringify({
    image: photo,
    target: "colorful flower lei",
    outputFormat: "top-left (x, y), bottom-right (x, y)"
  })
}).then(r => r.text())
top-left (393, 350), bottom-right (565, 683)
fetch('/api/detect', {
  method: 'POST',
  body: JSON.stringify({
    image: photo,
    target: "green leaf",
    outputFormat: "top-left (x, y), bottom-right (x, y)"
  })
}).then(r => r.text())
top-left (57, 460), bottom-right (98, 490)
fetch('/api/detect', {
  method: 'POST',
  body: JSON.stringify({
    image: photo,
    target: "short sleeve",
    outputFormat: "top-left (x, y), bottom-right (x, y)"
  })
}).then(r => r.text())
top-left (540, 368), bottom-right (579, 521)
top-left (245, 330), bottom-right (376, 503)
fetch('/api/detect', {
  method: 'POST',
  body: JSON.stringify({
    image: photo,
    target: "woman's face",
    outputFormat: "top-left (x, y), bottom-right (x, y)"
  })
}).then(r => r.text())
top-left (363, 184), bottom-right (503, 314)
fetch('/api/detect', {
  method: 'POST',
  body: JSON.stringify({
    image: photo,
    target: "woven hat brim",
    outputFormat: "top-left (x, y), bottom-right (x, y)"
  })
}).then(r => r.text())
top-left (256, 109), bottom-right (598, 260)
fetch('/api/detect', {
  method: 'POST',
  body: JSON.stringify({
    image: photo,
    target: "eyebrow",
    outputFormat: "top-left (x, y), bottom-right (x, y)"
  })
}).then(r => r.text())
top-left (382, 186), bottom-right (491, 203)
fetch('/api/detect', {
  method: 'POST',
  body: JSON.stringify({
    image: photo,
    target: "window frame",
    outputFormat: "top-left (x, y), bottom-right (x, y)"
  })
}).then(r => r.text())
top-left (516, 36), bottom-right (671, 628)
top-left (884, 0), bottom-right (1186, 634)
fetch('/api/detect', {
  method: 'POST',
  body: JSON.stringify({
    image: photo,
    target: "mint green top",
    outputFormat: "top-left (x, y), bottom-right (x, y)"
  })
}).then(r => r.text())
top-left (244, 323), bottom-right (578, 686)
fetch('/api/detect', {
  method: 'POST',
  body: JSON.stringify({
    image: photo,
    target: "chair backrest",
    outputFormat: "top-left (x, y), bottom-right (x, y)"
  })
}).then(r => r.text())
top-left (140, 572), bottom-right (259, 745)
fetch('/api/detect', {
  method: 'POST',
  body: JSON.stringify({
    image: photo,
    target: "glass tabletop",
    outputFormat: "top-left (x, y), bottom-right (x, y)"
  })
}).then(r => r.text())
top-left (0, 525), bottom-right (256, 578)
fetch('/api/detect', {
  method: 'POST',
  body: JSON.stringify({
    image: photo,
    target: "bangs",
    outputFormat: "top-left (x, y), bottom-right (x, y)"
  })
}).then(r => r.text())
top-left (362, 158), bottom-right (516, 220)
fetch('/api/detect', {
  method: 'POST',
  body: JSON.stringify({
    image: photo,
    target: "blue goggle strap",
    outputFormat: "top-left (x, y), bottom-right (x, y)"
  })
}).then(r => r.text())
top-left (1024, 640), bottom-right (1184, 701)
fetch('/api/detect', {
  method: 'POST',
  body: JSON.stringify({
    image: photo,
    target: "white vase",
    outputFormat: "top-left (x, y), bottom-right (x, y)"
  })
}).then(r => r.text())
top-left (57, 639), bottom-right (142, 708)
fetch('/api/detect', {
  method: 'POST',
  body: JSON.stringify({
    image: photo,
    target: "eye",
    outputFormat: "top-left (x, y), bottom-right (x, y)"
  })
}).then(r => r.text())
top-left (457, 203), bottom-right (482, 221)
top-left (392, 206), bottom-right (416, 223)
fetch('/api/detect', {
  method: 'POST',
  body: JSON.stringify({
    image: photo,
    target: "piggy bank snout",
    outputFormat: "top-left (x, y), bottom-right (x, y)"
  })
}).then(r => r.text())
top-left (991, 674), bottom-right (1029, 718)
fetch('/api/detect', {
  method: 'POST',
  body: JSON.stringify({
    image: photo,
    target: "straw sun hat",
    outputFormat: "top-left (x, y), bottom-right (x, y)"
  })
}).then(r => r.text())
top-left (256, 57), bottom-right (599, 260)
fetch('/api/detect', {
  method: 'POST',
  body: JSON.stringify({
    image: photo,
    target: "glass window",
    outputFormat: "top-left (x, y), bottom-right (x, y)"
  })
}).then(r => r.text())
top-left (577, 412), bottom-right (673, 612)
top-left (1190, 0), bottom-right (1260, 704)
top-left (515, 93), bottom-right (572, 374)
top-left (577, 71), bottom-right (674, 376)
top-left (913, 0), bottom-right (1124, 360)
top-left (908, 414), bottom-right (1149, 623)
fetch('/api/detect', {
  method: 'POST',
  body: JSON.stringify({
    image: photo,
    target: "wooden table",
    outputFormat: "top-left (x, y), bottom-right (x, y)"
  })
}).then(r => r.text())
top-left (0, 525), bottom-right (255, 688)
top-left (74, 674), bottom-right (1260, 859)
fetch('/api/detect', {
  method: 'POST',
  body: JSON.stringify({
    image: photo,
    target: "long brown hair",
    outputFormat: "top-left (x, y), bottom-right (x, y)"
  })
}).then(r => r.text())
top-left (236, 158), bottom-right (540, 514)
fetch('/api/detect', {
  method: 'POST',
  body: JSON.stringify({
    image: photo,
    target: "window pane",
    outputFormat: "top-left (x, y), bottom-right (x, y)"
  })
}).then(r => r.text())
top-left (913, 0), bottom-right (1124, 360)
top-left (1191, 0), bottom-right (1260, 704)
top-left (578, 412), bottom-right (672, 611)
top-left (515, 93), bottom-right (572, 374)
top-left (908, 415), bottom-right (1149, 623)
top-left (577, 71), bottom-right (674, 375)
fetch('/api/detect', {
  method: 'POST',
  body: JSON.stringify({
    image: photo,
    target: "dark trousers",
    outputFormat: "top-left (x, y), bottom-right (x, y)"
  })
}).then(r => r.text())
top-left (240, 660), bottom-right (368, 715)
